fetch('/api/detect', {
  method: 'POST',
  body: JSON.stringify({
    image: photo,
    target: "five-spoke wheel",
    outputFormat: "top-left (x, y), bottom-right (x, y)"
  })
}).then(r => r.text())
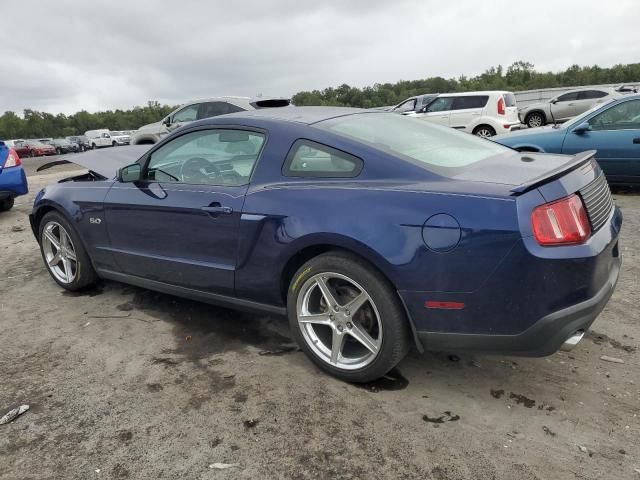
top-left (38, 211), bottom-right (97, 290)
top-left (288, 252), bottom-right (411, 382)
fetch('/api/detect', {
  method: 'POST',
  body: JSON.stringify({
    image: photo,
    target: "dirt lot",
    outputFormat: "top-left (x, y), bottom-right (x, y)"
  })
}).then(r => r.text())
top-left (1, 165), bottom-right (639, 480)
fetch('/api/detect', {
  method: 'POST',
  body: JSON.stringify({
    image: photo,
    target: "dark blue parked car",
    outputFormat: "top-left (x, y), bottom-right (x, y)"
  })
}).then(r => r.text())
top-left (0, 141), bottom-right (28, 211)
top-left (30, 108), bottom-right (622, 382)
top-left (493, 95), bottom-right (640, 185)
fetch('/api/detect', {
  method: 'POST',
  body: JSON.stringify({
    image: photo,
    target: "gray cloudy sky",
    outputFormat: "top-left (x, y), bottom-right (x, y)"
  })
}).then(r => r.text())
top-left (1, 0), bottom-right (638, 115)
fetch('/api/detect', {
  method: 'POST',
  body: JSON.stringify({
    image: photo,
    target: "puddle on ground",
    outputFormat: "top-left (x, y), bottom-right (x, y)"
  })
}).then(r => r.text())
top-left (509, 392), bottom-right (536, 408)
top-left (352, 369), bottom-right (409, 393)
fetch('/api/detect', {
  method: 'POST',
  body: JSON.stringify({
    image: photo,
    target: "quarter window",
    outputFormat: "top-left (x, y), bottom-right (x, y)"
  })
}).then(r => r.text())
top-left (283, 140), bottom-right (363, 178)
top-left (589, 100), bottom-right (640, 131)
top-left (451, 96), bottom-right (489, 110)
top-left (145, 129), bottom-right (265, 186)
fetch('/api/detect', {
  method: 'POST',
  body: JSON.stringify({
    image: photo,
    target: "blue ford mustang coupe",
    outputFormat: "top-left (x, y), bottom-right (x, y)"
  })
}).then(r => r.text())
top-left (30, 108), bottom-right (622, 382)
top-left (493, 95), bottom-right (640, 185)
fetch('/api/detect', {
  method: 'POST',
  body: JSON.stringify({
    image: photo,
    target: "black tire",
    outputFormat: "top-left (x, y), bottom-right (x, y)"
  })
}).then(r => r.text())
top-left (38, 210), bottom-right (98, 291)
top-left (91, 143), bottom-right (96, 150)
top-left (287, 251), bottom-right (411, 383)
top-left (56, 147), bottom-right (62, 155)
top-left (473, 125), bottom-right (496, 138)
top-left (29, 150), bottom-right (35, 158)
top-left (526, 112), bottom-right (546, 129)
top-left (80, 145), bottom-right (85, 152)
top-left (112, 141), bottom-right (117, 147)
top-left (0, 198), bottom-right (14, 212)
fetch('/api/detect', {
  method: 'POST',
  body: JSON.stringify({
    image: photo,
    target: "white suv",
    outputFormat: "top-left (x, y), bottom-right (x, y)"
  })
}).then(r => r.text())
top-left (409, 91), bottom-right (520, 137)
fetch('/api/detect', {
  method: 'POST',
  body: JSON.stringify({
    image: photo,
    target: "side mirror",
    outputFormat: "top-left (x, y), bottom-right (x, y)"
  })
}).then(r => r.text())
top-left (550, 99), bottom-right (558, 104)
top-left (118, 163), bottom-right (142, 182)
top-left (573, 122), bottom-right (591, 134)
top-left (163, 117), bottom-right (172, 127)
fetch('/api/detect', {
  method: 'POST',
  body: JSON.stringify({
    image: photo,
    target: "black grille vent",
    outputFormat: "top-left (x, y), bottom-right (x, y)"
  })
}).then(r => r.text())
top-left (580, 174), bottom-right (614, 232)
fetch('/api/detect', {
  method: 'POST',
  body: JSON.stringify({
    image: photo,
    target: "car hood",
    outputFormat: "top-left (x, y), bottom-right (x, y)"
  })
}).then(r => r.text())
top-left (136, 121), bottom-right (162, 133)
top-left (37, 145), bottom-right (152, 178)
top-left (493, 124), bottom-right (562, 142)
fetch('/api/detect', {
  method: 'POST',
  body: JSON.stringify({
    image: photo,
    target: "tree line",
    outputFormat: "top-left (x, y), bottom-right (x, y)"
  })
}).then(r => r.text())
top-left (2, 61), bottom-right (639, 140)
top-left (292, 61), bottom-right (640, 108)
top-left (0, 101), bottom-right (176, 140)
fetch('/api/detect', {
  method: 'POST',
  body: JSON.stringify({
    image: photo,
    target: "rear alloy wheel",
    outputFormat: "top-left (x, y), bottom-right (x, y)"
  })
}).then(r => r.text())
top-left (288, 252), bottom-right (411, 382)
top-left (0, 198), bottom-right (15, 212)
top-left (39, 211), bottom-right (97, 290)
top-left (526, 112), bottom-right (545, 128)
top-left (473, 125), bottom-right (496, 138)
top-left (112, 141), bottom-right (117, 147)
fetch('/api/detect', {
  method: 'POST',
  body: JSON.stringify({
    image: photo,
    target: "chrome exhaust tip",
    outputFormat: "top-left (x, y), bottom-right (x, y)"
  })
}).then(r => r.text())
top-left (561, 330), bottom-right (585, 352)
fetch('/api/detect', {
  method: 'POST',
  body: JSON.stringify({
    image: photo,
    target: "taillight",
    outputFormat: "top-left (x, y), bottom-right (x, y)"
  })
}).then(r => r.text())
top-left (497, 97), bottom-right (505, 115)
top-left (2, 148), bottom-right (21, 168)
top-left (531, 194), bottom-right (591, 246)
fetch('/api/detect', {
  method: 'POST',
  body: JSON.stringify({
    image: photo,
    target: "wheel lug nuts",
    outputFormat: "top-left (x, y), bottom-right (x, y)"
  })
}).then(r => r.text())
top-left (330, 314), bottom-right (334, 320)
top-left (337, 325), bottom-right (344, 332)
top-left (347, 322), bottom-right (352, 329)
top-left (345, 310), bottom-right (350, 316)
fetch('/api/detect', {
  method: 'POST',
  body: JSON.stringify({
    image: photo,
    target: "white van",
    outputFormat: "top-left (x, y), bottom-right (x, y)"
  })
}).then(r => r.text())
top-left (409, 91), bottom-right (520, 137)
top-left (84, 129), bottom-right (116, 149)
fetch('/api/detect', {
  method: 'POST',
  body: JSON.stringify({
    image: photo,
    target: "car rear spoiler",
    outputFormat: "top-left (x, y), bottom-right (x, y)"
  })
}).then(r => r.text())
top-left (510, 150), bottom-right (597, 194)
top-left (250, 98), bottom-right (291, 109)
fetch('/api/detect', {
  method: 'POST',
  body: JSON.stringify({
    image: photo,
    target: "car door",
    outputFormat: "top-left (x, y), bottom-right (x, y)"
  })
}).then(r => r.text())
top-left (550, 91), bottom-right (579, 122)
top-left (416, 97), bottom-right (453, 126)
top-left (562, 99), bottom-right (640, 183)
top-left (448, 95), bottom-right (488, 131)
top-left (102, 127), bottom-right (266, 295)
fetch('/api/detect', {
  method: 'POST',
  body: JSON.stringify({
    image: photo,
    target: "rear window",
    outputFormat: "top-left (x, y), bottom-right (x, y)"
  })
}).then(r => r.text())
top-left (577, 90), bottom-right (608, 100)
top-left (317, 113), bottom-right (509, 171)
top-left (503, 93), bottom-right (517, 107)
top-left (452, 96), bottom-right (489, 110)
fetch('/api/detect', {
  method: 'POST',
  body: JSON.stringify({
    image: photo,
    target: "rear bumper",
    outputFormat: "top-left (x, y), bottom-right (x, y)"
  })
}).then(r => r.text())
top-left (0, 167), bottom-right (28, 198)
top-left (415, 252), bottom-right (620, 356)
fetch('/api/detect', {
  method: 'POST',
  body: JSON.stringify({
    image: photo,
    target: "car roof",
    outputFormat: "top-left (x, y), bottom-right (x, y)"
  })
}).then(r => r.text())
top-left (212, 106), bottom-right (369, 125)
top-left (562, 87), bottom-right (616, 94)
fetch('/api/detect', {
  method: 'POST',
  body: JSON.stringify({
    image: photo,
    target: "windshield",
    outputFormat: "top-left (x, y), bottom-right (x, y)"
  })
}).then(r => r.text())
top-left (563, 99), bottom-right (616, 129)
top-left (316, 113), bottom-right (510, 170)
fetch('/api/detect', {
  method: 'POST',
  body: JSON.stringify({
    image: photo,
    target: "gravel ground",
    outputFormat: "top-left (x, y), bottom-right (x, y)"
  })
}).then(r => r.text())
top-left (0, 167), bottom-right (639, 480)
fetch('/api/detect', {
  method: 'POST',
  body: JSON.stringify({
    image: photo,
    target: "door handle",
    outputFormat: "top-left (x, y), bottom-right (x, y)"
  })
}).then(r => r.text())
top-left (201, 205), bottom-right (233, 215)
top-left (633, 138), bottom-right (640, 144)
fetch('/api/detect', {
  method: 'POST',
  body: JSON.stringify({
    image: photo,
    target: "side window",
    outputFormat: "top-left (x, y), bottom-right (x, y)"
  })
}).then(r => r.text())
top-left (145, 129), bottom-right (265, 186)
top-left (172, 105), bottom-right (199, 123)
top-left (590, 100), bottom-right (640, 131)
top-left (451, 96), bottom-right (489, 110)
top-left (197, 102), bottom-right (245, 120)
top-left (556, 92), bottom-right (579, 102)
top-left (394, 99), bottom-right (416, 113)
top-left (426, 97), bottom-right (454, 113)
top-left (578, 90), bottom-right (608, 100)
top-left (283, 140), bottom-right (363, 178)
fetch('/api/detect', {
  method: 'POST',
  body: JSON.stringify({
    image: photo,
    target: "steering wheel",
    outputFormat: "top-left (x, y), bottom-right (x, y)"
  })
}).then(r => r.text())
top-left (179, 157), bottom-right (221, 183)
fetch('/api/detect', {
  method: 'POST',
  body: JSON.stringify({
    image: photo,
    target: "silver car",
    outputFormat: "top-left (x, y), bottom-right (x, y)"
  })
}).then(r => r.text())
top-left (131, 96), bottom-right (290, 145)
top-left (518, 87), bottom-right (619, 128)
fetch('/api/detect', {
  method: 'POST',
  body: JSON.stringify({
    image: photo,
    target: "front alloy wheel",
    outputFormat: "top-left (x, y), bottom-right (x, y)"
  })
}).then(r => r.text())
top-left (42, 221), bottom-right (78, 284)
top-left (527, 112), bottom-right (544, 128)
top-left (38, 211), bottom-right (97, 290)
top-left (474, 126), bottom-right (496, 138)
top-left (297, 272), bottom-right (382, 370)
